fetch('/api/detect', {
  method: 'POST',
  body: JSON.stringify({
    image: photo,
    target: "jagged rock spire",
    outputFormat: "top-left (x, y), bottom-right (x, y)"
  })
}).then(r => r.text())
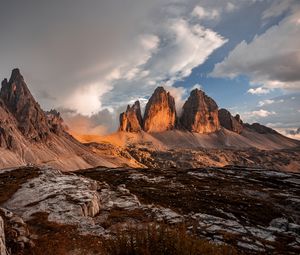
top-left (119, 100), bottom-right (143, 132)
top-left (143, 87), bottom-right (177, 132)
top-left (180, 89), bottom-right (220, 133)
top-left (0, 69), bottom-right (50, 141)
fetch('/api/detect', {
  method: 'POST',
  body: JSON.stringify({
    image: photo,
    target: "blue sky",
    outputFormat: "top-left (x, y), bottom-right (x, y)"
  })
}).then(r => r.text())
top-left (0, 0), bottom-right (299, 137)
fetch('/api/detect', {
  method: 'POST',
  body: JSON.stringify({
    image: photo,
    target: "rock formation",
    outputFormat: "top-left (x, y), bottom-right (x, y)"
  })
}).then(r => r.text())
top-left (218, 108), bottom-right (243, 134)
top-left (0, 69), bottom-right (124, 170)
top-left (180, 89), bottom-right (220, 133)
top-left (45, 109), bottom-right (66, 134)
top-left (119, 101), bottom-right (143, 132)
top-left (143, 87), bottom-right (177, 132)
top-left (0, 69), bottom-right (51, 141)
top-left (244, 123), bottom-right (278, 134)
top-left (0, 215), bottom-right (5, 255)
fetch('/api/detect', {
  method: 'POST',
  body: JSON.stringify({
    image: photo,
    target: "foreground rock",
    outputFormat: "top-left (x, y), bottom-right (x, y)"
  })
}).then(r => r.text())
top-left (0, 166), bottom-right (299, 254)
top-left (143, 87), bottom-right (177, 132)
top-left (180, 89), bottom-right (220, 133)
top-left (0, 216), bottom-right (5, 255)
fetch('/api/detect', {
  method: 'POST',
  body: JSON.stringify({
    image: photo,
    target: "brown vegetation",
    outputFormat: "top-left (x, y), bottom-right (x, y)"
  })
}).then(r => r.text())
top-left (104, 223), bottom-right (237, 255)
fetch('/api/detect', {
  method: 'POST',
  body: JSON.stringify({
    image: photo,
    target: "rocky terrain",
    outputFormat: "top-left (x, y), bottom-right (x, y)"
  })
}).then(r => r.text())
top-left (0, 69), bottom-right (141, 170)
top-left (0, 68), bottom-right (299, 172)
top-left (0, 165), bottom-right (299, 254)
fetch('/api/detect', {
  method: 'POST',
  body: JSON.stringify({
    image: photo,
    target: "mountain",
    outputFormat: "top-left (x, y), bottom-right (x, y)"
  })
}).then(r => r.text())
top-left (143, 87), bottom-right (177, 132)
top-left (0, 69), bottom-right (139, 170)
top-left (0, 69), bottom-right (299, 172)
top-left (113, 86), bottom-right (300, 171)
top-left (180, 89), bottom-right (220, 133)
top-left (118, 86), bottom-right (297, 142)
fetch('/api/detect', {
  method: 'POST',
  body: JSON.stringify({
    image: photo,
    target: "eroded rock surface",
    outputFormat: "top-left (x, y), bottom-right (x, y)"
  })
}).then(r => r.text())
top-left (180, 89), bottom-right (220, 133)
top-left (0, 208), bottom-right (33, 254)
top-left (79, 166), bottom-right (300, 254)
top-left (143, 87), bottom-right (177, 132)
top-left (1, 166), bottom-right (300, 254)
top-left (0, 216), bottom-right (5, 255)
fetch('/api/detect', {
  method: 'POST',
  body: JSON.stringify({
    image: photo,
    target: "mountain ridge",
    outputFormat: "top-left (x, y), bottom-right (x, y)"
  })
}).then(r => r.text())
top-left (0, 68), bottom-right (299, 172)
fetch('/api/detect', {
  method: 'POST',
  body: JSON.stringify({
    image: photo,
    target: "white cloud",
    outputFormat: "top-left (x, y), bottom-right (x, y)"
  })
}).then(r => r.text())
top-left (192, 5), bottom-right (220, 20)
top-left (100, 17), bottom-right (227, 110)
top-left (262, 0), bottom-right (294, 19)
top-left (211, 3), bottom-right (300, 92)
top-left (248, 109), bottom-right (276, 118)
top-left (258, 99), bottom-right (274, 107)
top-left (63, 82), bottom-right (112, 116)
top-left (248, 87), bottom-right (270, 95)
top-left (226, 2), bottom-right (236, 12)
top-left (166, 86), bottom-right (187, 115)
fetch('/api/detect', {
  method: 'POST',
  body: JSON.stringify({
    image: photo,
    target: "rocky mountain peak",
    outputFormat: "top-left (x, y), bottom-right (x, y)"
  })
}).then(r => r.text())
top-left (180, 89), bottom-right (220, 133)
top-left (143, 86), bottom-right (177, 132)
top-left (119, 100), bottom-right (143, 132)
top-left (0, 68), bottom-right (51, 141)
top-left (218, 108), bottom-right (243, 134)
top-left (9, 68), bottom-right (22, 83)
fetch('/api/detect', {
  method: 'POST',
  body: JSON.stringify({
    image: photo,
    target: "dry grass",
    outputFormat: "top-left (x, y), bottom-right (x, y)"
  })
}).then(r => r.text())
top-left (104, 223), bottom-right (238, 255)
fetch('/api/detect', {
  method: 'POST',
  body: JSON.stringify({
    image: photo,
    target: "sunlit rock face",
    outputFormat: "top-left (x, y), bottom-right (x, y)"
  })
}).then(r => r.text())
top-left (119, 101), bottom-right (143, 132)
top-left (218, 108), bottom-right (243, 134)
top-left (0, 69), bottom-right (51, 141)
top-left (143, 87), bottom-right (177, 132)
top-left (180, 89), bottom-right (220, 133)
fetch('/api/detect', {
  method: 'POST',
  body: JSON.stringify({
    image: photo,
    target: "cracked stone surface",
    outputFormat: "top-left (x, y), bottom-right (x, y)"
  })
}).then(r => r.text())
top-left (1, 166), bottom-right (300, 254)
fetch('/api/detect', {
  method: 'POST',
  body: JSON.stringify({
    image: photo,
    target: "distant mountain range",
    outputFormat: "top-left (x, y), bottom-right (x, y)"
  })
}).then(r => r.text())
top-left (0, 69), bottom-right (299, 171)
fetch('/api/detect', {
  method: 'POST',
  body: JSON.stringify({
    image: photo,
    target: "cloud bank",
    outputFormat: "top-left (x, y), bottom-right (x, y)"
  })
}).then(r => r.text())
top-left (211, 1), bottom-right (300, 93)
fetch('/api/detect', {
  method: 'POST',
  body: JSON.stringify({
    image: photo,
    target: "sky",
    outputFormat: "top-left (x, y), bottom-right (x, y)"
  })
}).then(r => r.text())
top-left (0, 0), bottom-right (299, 138)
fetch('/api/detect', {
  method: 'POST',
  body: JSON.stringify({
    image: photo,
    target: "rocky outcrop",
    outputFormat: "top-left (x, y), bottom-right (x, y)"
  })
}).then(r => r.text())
top-left (218, 108), bottom-right (243, 134)
top-left (45, 109), bottom-right (66, 134)
top-left (0, 69), bottom-right (51, 142)
top-left (180, 89), bottom-right (220, 133)
top-left (143, 87), bottom-right (177, 132)
top-left (119, 101), bottom-right (143, 132)
top-left (244, 123), bottom-right (278, 134)
top-left (0, 216), bottom-right (5, 255)
top-left (0, 208), bottom-right (34, 254)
